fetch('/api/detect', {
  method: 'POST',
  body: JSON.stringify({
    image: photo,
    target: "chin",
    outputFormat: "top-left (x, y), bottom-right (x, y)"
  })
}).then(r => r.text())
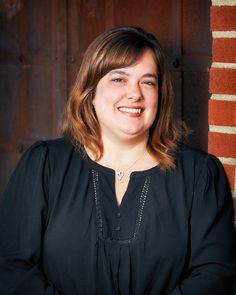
top-left (118, 128), bottom-right (148, 139)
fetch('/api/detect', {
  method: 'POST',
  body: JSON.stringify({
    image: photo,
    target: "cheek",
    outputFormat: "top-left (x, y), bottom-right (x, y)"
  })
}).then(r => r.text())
top-left (94, 89), bottom-right (116, 107)
top-left (93, 94), bottom-right (114, 119)
top-left (149, 94), bottom-right (158, 111)
top-left (147, 96), bottom-right (158, 123)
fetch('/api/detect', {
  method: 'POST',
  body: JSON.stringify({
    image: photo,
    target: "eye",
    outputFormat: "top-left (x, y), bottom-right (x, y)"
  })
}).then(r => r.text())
top-left (142, 80), bottom-right (157, 86)
top-left (111, 78), bottom-right (125, 83)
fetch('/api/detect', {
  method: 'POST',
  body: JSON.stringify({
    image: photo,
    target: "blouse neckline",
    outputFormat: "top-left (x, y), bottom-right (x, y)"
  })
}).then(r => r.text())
top-left (82, 152), bottom-right (161, 178)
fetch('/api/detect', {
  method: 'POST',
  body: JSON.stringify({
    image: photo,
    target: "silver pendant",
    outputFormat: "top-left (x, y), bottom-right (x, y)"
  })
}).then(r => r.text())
top-left (117, 170), bottom-right (124, 181)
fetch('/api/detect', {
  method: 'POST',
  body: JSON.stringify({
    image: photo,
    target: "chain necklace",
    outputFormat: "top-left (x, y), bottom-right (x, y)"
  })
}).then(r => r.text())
top-left (114, 150), bottom-right (147, 182)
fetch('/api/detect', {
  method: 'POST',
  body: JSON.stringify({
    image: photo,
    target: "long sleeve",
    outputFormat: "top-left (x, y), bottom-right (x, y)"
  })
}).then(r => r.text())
top-left (170, 155), bottom-right (235, 295)
top-left (0, 142), bottom-right (60, 295)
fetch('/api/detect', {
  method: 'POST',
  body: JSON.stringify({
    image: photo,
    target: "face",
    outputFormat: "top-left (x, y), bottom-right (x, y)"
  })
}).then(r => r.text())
top-left (93, 49), bottom-right (158, 143)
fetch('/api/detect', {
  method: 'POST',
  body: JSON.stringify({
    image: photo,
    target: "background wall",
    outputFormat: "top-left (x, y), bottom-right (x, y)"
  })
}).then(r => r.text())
top-left (209, 0), bottom-right (236, 221)
top-left (0, 0), bottom-right (212, 195)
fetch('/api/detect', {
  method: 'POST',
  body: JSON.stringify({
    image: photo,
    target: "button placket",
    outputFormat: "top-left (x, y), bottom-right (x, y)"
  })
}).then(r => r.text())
top-left (92, 170), bottom-right (150, 243)
top-left (114, 212), bottom-right (121, 232)
top-left (116, 212), bottom-right (121, 218)
top-left (114, 225), bottom-right (121, 231)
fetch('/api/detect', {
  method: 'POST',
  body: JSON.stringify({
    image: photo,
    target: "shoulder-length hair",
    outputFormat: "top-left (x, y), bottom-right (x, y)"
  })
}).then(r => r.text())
top-left (61, 26), bottom-right (188, 170)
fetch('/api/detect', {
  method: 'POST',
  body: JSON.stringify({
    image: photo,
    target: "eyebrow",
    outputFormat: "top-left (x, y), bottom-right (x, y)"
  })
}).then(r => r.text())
top-left (143, 73), bottom-right (158, 80)
top-left (108, 70), bottom-right (158, 80)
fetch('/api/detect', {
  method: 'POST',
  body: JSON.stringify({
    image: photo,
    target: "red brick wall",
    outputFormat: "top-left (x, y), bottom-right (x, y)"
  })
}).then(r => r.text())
top-left (210, 0), bottom-right (236, 220)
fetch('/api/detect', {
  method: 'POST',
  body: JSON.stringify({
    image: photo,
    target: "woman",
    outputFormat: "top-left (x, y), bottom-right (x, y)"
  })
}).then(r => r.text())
top-left (0, 26), bottom-right (235, 295)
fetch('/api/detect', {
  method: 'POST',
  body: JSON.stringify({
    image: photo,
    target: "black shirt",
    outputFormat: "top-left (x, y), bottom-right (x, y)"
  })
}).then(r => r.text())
top-left (0, 138), bottom-right (235, 295)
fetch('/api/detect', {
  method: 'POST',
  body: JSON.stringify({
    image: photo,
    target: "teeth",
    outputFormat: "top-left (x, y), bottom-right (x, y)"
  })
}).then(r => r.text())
top-left (119, 107), bottom-right (142, 113)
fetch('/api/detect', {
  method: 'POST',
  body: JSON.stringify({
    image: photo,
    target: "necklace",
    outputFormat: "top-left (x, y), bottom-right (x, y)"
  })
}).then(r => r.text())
top-left (115, 150), bottom-right (147, 182)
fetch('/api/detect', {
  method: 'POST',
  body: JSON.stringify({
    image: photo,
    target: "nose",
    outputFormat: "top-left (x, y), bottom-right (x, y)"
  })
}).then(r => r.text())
top-left (127, 83), bottom-right (143, 101)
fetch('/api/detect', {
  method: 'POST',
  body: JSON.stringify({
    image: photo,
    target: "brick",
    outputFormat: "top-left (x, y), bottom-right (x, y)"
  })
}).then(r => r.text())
top-left (208, 132), bottom-right (236, 158)
top-left (210, 68), bottom-right (236, 94)
top-left (211, 6), bottom-right (236, 31)
top-left (209, 100), bottom-right (236, 126)
top-left (223, 164), bottom-right (235, 190)
top-left (212, 38), bottom-right (236, 63)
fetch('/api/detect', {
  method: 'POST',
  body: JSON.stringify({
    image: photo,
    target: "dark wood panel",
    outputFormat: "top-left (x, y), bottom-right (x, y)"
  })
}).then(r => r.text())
top-left (0, 1), bottom-right (53, 53)
top-left (27, 67), bottom-right (54, 139)
top-left (182, 56), bottom-right (211, 72)
top-left (183, 0), bottom-right (212, 55)
top-left (112, 0), bottom-right (179, 56)
top-left (171, 72), bottom-right (182, 121)
top-left (0, 153), bottom-right (16, 195)
top-left (0, 66), bottom-right (19, 138)
top-left (0, 0), bottom-right (67, 194)
top-left (66, 0), bottom-right (107, 90)
top-left (182, 0), bottom-right (211, 151)
top-left (183, 72), bottom-right (210, 151)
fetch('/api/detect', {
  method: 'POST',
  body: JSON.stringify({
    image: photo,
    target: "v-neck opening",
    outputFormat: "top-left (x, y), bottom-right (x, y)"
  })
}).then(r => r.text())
top-left (114, 176), bottom-right (133, 210)
top-left (91, 170), bottom-right (151, 243)
top-left (84, 154), bottom-right (160, 211)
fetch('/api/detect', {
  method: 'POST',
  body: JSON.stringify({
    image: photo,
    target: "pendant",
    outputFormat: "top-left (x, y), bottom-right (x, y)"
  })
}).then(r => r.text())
top-left (116, 170), bottom-right (124, 181)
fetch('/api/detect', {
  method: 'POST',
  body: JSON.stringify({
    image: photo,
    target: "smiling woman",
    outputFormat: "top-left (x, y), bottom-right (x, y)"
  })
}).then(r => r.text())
top-left (0, 26), bottom-right (235, 295)
top-left (61, 26), bottom-right (186, 170)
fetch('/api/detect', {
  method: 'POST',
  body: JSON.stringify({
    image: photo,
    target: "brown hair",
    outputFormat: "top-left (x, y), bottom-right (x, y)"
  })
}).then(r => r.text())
top-left (61, 26), bottom-right (188, 170)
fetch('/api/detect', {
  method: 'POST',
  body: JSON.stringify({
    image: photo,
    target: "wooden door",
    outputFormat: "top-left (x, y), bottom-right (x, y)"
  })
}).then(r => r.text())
top-left (0, 0), bottom-right (67, 193)
top-left (0, 0), bottom-right (211, 194)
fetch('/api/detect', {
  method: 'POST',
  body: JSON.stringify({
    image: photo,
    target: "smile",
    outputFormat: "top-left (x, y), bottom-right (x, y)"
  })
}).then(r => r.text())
top-left (118, 107), bottom-right (142, 114)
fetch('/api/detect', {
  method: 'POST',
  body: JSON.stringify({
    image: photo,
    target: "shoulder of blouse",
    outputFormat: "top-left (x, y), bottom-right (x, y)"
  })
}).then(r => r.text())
top-left (173, 144), bottom-right (227, 185)
top-left (21, 137), bottom-right (74, 156)
top-left (27, 137), bottom-right (79, 162)
top-left (14, 137), bottom-right (84, 196)
top-left (174, 145), bottom-right (232, 220)
top-left (37, 137), bottom-right (84, 171)
top-left (175, 143), bottom-right (221, 166)
top-left (17, 137), bottom-right (82, 179)
top-left (43, 136), bottom-right (75, 153)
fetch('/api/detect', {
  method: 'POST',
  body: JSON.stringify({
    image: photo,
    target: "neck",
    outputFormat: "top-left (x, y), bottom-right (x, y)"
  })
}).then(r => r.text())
top-left (85, 133), bottom-right (159, 181)
top-left (100, 134), bottom-right (148, 167)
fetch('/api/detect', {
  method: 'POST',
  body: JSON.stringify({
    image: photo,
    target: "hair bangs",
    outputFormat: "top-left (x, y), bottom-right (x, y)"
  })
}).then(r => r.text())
top-left (95, 42), bottom-right (148, 83)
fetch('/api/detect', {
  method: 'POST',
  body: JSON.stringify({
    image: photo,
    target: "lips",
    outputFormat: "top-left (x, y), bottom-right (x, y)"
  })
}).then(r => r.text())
top-left (118, 107), bottom-right (143, 115)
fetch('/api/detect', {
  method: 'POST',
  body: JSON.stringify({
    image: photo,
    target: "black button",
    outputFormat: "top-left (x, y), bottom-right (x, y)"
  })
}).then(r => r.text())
top-left (114, 226), bottom-right (121, 231)
top-left (116, 212), bottom-right (121, 218)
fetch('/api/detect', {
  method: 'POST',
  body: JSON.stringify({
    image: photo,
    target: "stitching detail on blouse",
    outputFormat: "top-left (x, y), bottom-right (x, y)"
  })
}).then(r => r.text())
top-left (133, 177), bottom-right (150, 240)
top-left (92, 170), bottom-right (103, 238)
top-left (92, 170), bottom-right (150, 244)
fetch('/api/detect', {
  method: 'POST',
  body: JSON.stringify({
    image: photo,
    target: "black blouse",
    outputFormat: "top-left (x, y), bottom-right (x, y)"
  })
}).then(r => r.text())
top-left (0, 138), bottom-right (235, 295)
